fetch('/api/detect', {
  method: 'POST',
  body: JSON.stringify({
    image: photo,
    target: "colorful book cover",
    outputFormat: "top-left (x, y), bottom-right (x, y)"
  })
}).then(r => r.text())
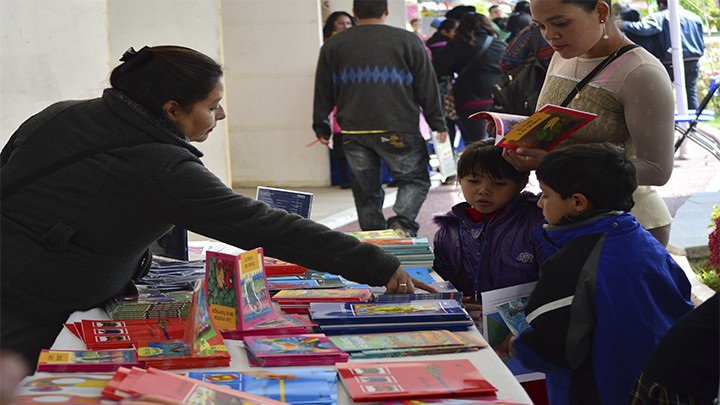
top-left (481, 282), bottom-right (543, 383)
top-left (327, 329), bottom-right (475, 355)
top-left (205, 246), bottom-right (276, 332)
top-left (371, 281), bottom-right (462, 303)
top-left (272, 288), bottom-right (373, 303)
top-left (336, 359), bottom-right (496, 402)
top-left (346, 230), bottom-right (400, 240)
top-left (309, 300), bottom-right (470, 324)
top-left (187, 371), bottom-right (243, 390)
top-left (244, 334), bottom-right (349, 367)
top-left (267, 276), bottom-right (346, 291)
top-left (106, 367), bottom-right (290, 404)
top-left (221, 314), bottom-right (316, 340)
top-left (496, 297), bottom-right (531, 336)
top-left (79, 318), bottom-right (186, 349)
top-left (470, 104), bottom-right (597, 151)
top-left (36, 349), bottom-right (141, 372)
top-left (183, 279), bottom-right (228, 357)
top-left (241, 368), bottom-right (338, 405)
top-left (104, 290), bottom-right (192, 320)
top-left (12, 373), bottom-right (113, 404)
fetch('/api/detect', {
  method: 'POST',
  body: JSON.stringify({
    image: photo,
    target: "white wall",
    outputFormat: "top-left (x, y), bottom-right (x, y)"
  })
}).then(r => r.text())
top-left (0, 0), bottom-right (109, 147)
top-left (1, 0), bottom-right (410, 188)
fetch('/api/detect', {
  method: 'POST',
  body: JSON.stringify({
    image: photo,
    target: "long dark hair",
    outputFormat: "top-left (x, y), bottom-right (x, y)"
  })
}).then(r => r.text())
top-left (455, 13), bottom-right (498, 45)
top-left (323, 11), bottom-right (357, 39)
top-left (109, 45), bottom-right (223, 118)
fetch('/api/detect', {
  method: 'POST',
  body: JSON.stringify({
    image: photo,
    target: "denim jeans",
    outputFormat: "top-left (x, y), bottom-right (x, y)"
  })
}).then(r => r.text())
top-left (664, 60), bottom-right (700, 109)
top-left (342, 133), bottom-right (431, 233)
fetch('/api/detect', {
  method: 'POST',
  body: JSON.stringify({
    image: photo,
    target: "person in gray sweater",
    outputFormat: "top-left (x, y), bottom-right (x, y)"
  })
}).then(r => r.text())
top-left (0, 45), bottom-right (424, 370)
top-left (312, 0), bottom-right (448, 238)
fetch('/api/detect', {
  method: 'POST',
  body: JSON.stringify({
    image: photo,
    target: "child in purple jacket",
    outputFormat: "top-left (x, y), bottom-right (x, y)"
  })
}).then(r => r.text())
top-left (432, 139), bottom-right (548, 303)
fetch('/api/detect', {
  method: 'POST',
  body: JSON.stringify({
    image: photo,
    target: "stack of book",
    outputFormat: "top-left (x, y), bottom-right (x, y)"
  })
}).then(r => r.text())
top-left (336, 359), bottom-right (497, 402)
top-left (64, 318), bottom-right (187, 350)
top-left (102, 367), bottom-right (289, 404)
top-left (267, 273), bottom-right (347, 292)
top-left (327, 329), bottom-right (486, 359)
top-left (264, 256), bottom-right (308, 277)
top-left (188, 368), bottom-right (338, 405)
top-left (272, 289), bottom-right (374, 314)
top-left (36, 348), bottom-right (142, 372)
top-left (135, 260), bottom-right (205, 292)
top-left (348, 231), bottom-right (435, 268)
top-left (370, 281), bottom-right (462, 303)
top-left (309, 300), bottom-right (474, 334)
top-left (243, 334), bottom-right (349, 367)
top-left (103, 290), bottom-right (193, 320)
top-left (220, 314), bottom-right (316, 340)
top-left (135, 340), bottom-right (231, 370)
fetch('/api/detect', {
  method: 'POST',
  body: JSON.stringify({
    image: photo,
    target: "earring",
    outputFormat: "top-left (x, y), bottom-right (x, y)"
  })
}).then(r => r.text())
top-left (601, 20), bottom-right (609, 40)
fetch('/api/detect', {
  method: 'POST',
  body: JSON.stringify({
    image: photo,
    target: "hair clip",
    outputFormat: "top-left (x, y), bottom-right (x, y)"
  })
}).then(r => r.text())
top-left (119, 46), bottom-right (153, 73)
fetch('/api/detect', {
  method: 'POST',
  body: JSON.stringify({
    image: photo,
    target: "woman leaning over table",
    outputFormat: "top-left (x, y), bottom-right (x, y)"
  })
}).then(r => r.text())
top-left (503, 0), bottom-right (675, 246)
top-left (0, 45), bottom-right (424, 372)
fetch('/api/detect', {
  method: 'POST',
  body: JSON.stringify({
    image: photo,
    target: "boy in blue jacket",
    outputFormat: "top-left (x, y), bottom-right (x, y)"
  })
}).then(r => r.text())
top-left (512, 143), bottom-right (693, 405)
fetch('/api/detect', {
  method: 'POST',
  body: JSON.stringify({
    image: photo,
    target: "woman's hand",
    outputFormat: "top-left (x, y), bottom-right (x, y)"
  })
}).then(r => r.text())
top-left (384, 268), bottom-right (436, 294)
top-left (502, 147), bottom-right (547, 172)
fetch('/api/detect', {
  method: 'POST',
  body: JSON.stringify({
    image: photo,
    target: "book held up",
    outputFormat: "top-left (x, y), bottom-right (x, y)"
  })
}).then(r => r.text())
top-left (470, 104), bottom-right (597, 151)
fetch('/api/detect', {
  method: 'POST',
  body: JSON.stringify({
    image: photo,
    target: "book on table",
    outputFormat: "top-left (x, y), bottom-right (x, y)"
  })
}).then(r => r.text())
top-left (370, 280), bottom-right (463, 303)
top-left (309, 300), bottom-right (474, 334)
top-left (64, 318), bottom-right (187, 350)
top-left (327, 329), bottom-right (486, 359)
top-left (267, 273), bottom-right (347, 291)
top-left (243, 333), bottom-right (349, 367)
top-left (36, 348), bottom-right (142, 372)
top-left (187, 368), bottom-right (338, 405)
top-left (470, 104), bottom-right (597, 151)
top-left (12, 373), bottom-right (114, 403)
top-left (272, 288), bottom-right (374, 314)
top-left (336, 359), bottom-right (497, 402)
top-left (103, 289), bottom-right (193, 320)
top-left (263, 256), bottom-right (308, 277)
top-left (102, 367), bottom-right (290, 404)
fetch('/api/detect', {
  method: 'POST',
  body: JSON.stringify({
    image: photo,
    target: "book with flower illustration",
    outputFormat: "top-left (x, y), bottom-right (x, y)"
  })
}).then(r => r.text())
top-left (336, 359), bottom-right (496, 402)
top-left (470, 104), bottom-right (597, 151)
top-left (205, 246), bottom-right (277, 333)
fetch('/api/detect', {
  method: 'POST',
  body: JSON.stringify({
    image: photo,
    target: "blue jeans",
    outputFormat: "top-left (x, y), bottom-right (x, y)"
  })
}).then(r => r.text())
top-left (342, 133), bottom-right (431, 233)
top-left (664, 60), bottom-right (700, 109)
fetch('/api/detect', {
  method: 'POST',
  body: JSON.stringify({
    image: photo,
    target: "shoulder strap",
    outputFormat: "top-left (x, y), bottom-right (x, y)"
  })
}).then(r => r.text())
top-left (1, 140), bottom-right (144, 199)
top-left (561, 44), bottom-right (640, 106)
top-left (456, 35), bottom-right (495, 80)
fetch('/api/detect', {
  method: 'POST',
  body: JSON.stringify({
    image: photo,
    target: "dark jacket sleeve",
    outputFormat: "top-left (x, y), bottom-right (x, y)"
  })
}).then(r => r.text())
top-left (312, 44), bottom-right (334, 139)
top-left (410, 36), bottom-right (447, 132)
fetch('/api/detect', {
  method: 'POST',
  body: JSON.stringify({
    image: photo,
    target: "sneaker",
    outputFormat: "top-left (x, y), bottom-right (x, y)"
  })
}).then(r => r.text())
top-left (388, 221), bottom-right (417, 237)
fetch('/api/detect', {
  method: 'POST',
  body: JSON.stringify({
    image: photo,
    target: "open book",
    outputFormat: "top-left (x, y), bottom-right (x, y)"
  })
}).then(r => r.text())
top-left (470, 104), bottom-right (597, 151)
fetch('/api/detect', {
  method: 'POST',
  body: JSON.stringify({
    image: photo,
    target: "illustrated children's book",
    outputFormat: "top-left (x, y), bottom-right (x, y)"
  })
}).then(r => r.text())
top-left (66, 318), bottom-right (187, 350)
top-left (243, 333), bottom-right (349, 367)
top-left (241, 368), bottom-right (338, 405)
top-left (470, 104), bottom-right (597, 151)
top-left (272, 288), bottom-right (374, 314)
top-left (220, 313), bottom-right (317, 340)
top-left (12, 373), bottom-right (114, 404)
top-left (187, 371), bottom-right (243, 390)
top-left (495, 297), bottom-right (531, 336)
top-left (431, 130), bottom-right (457, 182)
top-left (336, 359), bottom-right (497, 402)
top-left (346, 229), bottom-right (401, 240)
top-left (481, 282), bottom-right (543, 383)
top-left (36, 349), bottom-right (142, 372)
top-left (327, 329), bottom-right (486, 359)
top-left (104, 289), bottom-right (193, 320)
top-left (205, 246), bottom-right (277, 333)
top-left (102, 367), bottom-right (290, 404)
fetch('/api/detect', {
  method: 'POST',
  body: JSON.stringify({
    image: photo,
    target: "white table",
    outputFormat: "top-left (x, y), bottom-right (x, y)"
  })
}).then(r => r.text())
top-left (50, 308), bottom-right (532, 404)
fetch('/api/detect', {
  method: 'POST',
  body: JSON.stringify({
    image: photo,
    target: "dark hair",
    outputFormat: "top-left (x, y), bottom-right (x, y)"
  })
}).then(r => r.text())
top-left (536, 143), bottom-right (637, 211)
top-left (456, 13), bottom-right (498, 45)
top-left (513, 1), bottom-right (531, 14)
top-left (457, 139), bottom-right (530, 185)
top-left (438, 18), bottom-right (459, 32)
top-left (110, 45), bottom-right (222, 118)
top-left (323, 11), bottom-right (357, 39)
top-left (560, 0), bottom-right (612, 13)
top-left (445, 5), bottom-right (476, 21)
top-left (488, 5), bottom-right (500, 13)
top-left (353, 0), bottom-right (387, 19)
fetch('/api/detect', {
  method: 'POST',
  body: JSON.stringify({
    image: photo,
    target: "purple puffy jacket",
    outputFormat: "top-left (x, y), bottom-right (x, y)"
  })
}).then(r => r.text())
top-left (432, 191), bottom-right (549, 299)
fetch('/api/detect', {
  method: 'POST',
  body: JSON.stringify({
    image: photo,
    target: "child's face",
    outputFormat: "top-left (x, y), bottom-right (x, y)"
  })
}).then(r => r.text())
top-left (537, 180), bottom-right (577, 225)
top-left (460, 172), bottom-right (522, 214)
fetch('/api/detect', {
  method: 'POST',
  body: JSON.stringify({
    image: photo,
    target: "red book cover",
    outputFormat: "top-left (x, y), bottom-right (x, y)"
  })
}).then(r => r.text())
top-left (112, 367), bottom-right (289, 404)
top-left (36, 349), bottom-right (142, 373)
top-left (79, 318), bottom-right (186, 350)
top-left (264, 256), bottom-right (308, 276)
top-left (336, 359), bottom-right (497, 402)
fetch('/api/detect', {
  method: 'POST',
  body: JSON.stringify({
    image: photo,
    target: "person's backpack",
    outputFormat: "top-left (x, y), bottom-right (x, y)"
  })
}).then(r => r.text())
top-left (492, 27), bottom-right (547, 116)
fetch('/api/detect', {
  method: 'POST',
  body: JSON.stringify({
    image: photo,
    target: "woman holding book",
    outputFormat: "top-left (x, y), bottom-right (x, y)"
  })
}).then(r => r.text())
top-left (501, 0), bottom-right (675, 246)
top-left (0, 45), bottom-right (425, 372)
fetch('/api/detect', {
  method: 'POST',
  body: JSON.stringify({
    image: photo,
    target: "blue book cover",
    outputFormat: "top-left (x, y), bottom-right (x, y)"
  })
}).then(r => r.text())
top-left (242, 368), bottom-right (338, 405)
top-left (187, 371), bottom-right (243, 390)
top-left (309, 300), bottom-right (471, 326)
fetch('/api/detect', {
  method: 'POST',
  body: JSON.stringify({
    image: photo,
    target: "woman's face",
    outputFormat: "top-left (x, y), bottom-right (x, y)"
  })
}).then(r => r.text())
top-left (175, 79), bottom-right (226, 142)
top-left (333, 15), bottom-right (353, 34)
top-left (530, 0), bottom-right (604, 59)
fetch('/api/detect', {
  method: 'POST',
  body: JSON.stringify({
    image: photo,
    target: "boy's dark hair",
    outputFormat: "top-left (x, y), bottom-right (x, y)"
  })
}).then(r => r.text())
top-left (536, 143), bottom-right (637, 211)
top-left (110, 45), bottom-right (222, 118)
top-left (438, 18), bottom-right (459, 32)
top-left (457, 139), bottom-right (529, 185)
top-left (353, 0), bottom-right (387, 19)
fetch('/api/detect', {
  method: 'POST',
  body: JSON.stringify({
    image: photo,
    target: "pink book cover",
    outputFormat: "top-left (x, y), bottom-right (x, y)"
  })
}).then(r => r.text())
top-left (244, 334), bottom-right (349, 367)
top-left (205, 246), bottom-right (278, 333)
